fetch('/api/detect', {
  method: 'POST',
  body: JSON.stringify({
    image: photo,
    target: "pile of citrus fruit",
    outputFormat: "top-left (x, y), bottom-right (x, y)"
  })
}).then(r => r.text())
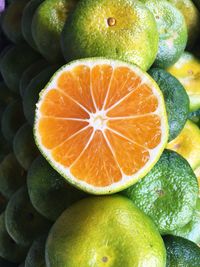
top-left (0, 0), bottom-right (200, 266)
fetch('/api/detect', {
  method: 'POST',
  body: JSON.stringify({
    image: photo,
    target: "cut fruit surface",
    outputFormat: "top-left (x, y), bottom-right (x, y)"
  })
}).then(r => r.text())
top-left (34, 59), bottom-right (169, 194)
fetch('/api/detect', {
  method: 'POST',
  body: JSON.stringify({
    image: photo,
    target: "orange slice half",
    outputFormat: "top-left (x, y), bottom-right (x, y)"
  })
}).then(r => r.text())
top-left (34, 59), bottom-right (169, 194)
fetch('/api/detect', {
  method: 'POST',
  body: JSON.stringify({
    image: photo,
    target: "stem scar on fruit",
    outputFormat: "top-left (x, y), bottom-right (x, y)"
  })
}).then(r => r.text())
top-left (156, 189), bottom-right (165, 197)
top-left (107, 17), bottom-right (116, 26)
top-left (102, 256), bottom-right (108, 262)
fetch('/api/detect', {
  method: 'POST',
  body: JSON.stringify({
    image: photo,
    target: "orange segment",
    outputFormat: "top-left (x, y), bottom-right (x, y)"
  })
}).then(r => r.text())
top-left (105, 130), bottom-right (150, 176)
top-left (70, 130), bottom-right (122, 187)
top-left (38, 118), bottom-right (89, 149)
top-left (104, 67), bottom-right (141, 110)
top-left (107, 115), bottom-right (161, 149)
top-left (40, 89), bottom-right (89, 119)
top-left (91, 65), bottom-right (113, 110)
top-left (57, 65), bottom-right (95, 113)
top-left (52, 127), bottom-right (93, 167)
top-left (107, 84), bottom-right (158, 117)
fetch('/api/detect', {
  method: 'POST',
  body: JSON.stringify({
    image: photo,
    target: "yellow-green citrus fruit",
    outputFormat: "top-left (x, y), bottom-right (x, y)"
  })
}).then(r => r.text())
top-left (32, 0), bottom-right (78, 63)
top-left (122, 149), bottom-right (199, 234)
top-left (0, 45), bottom-right (13, 66)
top-left (5, 186), bottom-right (52, 247)
top-left (167, 120), bottom-right (200, 169)
top-left (19, 59), bottom-right (48, 98)
top-left (188, 109), bottom-right (200, 127)
top-left (149, 68), bottom-right (189, 141)
top-left (167, 52), bottom-right (200, 111)
top-left (13, 123), bottom-right (39, 171)
top-left (0, 44), bottom-right (40, 94)
top-left (0, 82), bottom-right (14, 123)
top-left (23, 65), bottom-right (59, 125)
top-left (61, 0), bottom-right (159, 71)
top-left (171, 198), bottom-right (200, 246)
top-left (0, 153), bottom-right (26, 199)
top-left (0, 212), bottom-right (28, 263)
top-left (27, 155), bottom-right (86, 221)
top-left (195, 166), bottom-right (200, 194)
top-left (24, 234), bottom-right (47, 267)
top-left (2, 0), bottom-right (29, 43)
top-left (164, 235), bottom-right (200, 267)
top-left (46, 195), bottom-right (166, 267)
top-left (141, 0), bottom-right (187, 68)
top-left (1, 100), bottom-right (26, 143)
top-left (21, 0), bottom-right (44, 50)
top-left (168, 0), bottom-right (200, 48)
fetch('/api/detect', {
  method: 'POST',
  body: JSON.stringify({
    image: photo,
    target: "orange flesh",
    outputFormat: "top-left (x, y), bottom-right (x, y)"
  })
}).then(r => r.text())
top-left (38, 64), bottom-right (161, 187)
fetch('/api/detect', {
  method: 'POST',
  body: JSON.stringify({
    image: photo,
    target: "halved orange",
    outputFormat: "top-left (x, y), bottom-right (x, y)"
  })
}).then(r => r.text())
top-left (34, 59), bottom-right (169, 194)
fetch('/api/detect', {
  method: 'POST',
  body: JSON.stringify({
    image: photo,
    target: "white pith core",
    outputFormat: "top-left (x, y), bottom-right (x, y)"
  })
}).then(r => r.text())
top-left (89, 111), bottom-right (107, 131)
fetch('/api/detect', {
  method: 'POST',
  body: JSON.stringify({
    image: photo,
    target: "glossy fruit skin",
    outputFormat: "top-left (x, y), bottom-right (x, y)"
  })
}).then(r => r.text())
top-left (149, 68), bottom-right (189, 141)
top-left (164, 235), bottom-right (200, 267)
top-left (0, 153), bottom-right (26, 199)
top-left (122, 149), bottom-right (198, 235)
top-left (19, 59), bottom-right (48, 98)
top-left (167, 52), bottom-right (200, 112)
top-left (61, 0), bottom-right (158, 71)
top-left (24, 235), bottom-right (47, 267)
top-left (188, 109), bottom-right (200, 127)
top-left (27, 155), bottom-right (87, 221)
top-left (0, 213), bottom-right (28, 264)
top-left (0, 44), bottom-right (40, 94)
top-left (167, 120), bottom-right (200, 169)
top-left (1, 100), bottom-right (26, 143)
top-left (171, 198), bottom-right (200, 246)
top-left (46, 195), bottom-right (166, 267)
top-left (21, 0), bottom-right (44, 50)
top-left (13, 123), bottom-right (39, 171)
top-left (168, 0), bottom-right (200, 48)
top-left (142, 0), bottom-right (187, 68)
top-left (5, 186), bottom-right (52, 247)
top-left (32, 0), bottom-right (77, 63)
top-left (2, 0), bottom-right (29, 43)
top-left (23, 65), bottom-right (59, 126)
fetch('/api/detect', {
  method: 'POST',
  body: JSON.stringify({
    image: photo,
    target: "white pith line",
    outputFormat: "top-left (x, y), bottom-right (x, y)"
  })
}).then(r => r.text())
top-left (41, 116), bottom-right (89, 122)
top-left (56, 88), bottom-right (90, 116)
top-left (105, 112), bottom-right (157, 120)
top-left (104, 82), bottom-right (144, 114)
top-left (106, 126), bottom-right (150, 152)
top-left (56, 68), bottom-right (156, 122)
top-left (104, 72), bottom-right (142, 113)
top-left (89, 68), bottom-right (98, 112)
top-left (102, 66), bottom-right (115, 111)
top-left (102, 131), bottom-right (123, 180)
top-left (50, 125), bottom-right (91, 151)
top-left (71, 68), bottom-right (96, 114)
top-left (69, 130), bottom-right (95, 169)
